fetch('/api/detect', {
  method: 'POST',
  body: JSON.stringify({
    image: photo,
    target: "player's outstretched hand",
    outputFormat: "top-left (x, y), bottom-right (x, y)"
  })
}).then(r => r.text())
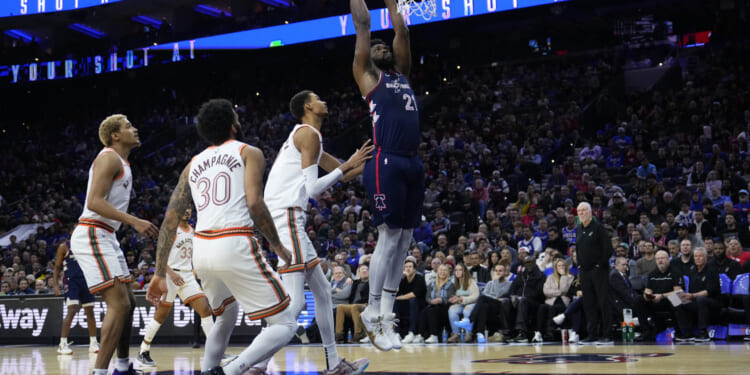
top-left (146, 275), bottom-right (168, 306)
top-left (134, 218), bottom-right (159, 240)
top-left (344, 139), bottom-right (375, 171)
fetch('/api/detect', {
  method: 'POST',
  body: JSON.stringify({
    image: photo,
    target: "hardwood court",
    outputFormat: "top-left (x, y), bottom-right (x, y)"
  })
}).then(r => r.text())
top-left (2, 342), bottom-right (749, 375)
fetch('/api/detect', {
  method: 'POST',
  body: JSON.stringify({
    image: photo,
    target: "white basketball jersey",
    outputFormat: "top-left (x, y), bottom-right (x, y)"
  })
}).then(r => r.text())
top-left (189, 140), bottom-right (254, 232)
top-left (265, 124), bottom-right (323, 211)
top-left (167, 225), bottom-right (194, 270)
top-left (79, 148), bottom-right (133, 231)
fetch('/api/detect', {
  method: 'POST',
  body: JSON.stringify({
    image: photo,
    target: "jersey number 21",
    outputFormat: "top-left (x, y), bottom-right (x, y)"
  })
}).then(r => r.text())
top-left (403, 94), bottom-right (418, 111)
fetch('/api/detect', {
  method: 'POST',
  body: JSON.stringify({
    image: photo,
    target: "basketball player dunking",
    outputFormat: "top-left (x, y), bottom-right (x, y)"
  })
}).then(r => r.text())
top-left (69, 114), bottom-right (159, 375)
top-left (147, 99), bottom-right (296, 375)
top-left (351, 0), bottom-right (425, 351)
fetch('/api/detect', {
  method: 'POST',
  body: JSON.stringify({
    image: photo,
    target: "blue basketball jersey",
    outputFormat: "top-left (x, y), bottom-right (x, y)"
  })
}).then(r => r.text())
top-left (63, 247), bottom-right (84, 280)
top-left (562, 226), bottom-right (577, 245)
top-left (365, 71), bottom-right (420, 155)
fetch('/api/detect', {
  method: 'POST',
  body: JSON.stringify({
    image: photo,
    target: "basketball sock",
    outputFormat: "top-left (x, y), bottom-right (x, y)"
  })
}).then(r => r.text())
top-left (368, 225), bottom-right (402, 314)
top-left (323, 343), bottom-right (340, 370)
top-left (90, 336), bottom-right (98, 344)
top-left (115, 357), bottom-right (130, 371)
top-left (60, 337), bottom-right (68, 345)
top-left (201, 316), bottom-right (215, 338)
top-left (202, 302), bottom-right (238, 371)
top-left (379, 227), bottom-right (409, 316)
top-left (380, 288), bottom-right (398, 317)
top-left (224, 309), bottom-right (295, 375)
top-left (280, 272), bottom-right (306, 318)
top-left (307, 266), bottom-right (339, 368)
top-left (141, 320), bottom-right (162, 352)
top-left (93, 369), bottom-right (107, 375)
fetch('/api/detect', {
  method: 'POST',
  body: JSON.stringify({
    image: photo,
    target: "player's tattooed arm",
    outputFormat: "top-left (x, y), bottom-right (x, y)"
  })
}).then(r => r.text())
top-left (155, 165), bottom-right (192, 278)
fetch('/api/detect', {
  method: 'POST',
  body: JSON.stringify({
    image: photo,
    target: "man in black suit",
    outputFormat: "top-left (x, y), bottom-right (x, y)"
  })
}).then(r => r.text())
top-left (610, 256), bottom-right (639, 322)
top-left (467, 251), bottom-right (490, 283)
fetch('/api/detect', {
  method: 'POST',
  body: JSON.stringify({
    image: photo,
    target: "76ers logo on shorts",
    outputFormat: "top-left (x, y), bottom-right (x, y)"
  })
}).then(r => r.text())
top-left (374, 194), bottom-right (387, 211)
top-left (474, 353), bottom-right (672, 364)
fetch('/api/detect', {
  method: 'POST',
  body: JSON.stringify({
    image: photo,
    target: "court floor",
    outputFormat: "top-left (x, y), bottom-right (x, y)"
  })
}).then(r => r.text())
top-left (2, 341), bottom-right (749, 375)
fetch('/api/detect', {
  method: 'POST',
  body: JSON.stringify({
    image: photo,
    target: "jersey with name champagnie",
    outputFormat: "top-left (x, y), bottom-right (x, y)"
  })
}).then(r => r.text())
top-left (188, 140), bottom-right (254, 232)
top-left (365, 71), bottom-right (420, 154)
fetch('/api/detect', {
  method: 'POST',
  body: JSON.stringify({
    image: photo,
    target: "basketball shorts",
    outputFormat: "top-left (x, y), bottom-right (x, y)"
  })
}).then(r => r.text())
top-left (272, 208), bottom-right (320, 274)
top-left (193, 227), bottom-right (290, 320)
top-left (164, 269), bottom-right (205, 307)
top-left (70, 220), bottom-right (131, 294)
top-left (363, 152), bottom-right (425, 229)
top-left (64, 273), bottom-right (95, 307)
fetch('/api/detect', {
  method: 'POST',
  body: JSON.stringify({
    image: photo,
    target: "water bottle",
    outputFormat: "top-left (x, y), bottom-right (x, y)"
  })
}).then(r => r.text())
top-left (348, 331), bottom-right (352, 343)
top-left (628, 322), bottom-right (635, 342)
top-left (621, 322), bottom-right (628, 343)
top-left (442, 328), bottom-right (447, 343)
top-left (623, 308), bottom-right (633, 324)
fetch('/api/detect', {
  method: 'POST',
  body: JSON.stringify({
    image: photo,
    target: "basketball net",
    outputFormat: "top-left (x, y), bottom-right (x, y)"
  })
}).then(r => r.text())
top-left (397, 0), bottom-right (437, 20)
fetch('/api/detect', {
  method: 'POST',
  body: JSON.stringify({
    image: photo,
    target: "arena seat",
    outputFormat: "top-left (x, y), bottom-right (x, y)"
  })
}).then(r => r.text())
top-left (719, 273), bottom-right (732, 295)
top-left (733, 273), bottom-right (749, 296)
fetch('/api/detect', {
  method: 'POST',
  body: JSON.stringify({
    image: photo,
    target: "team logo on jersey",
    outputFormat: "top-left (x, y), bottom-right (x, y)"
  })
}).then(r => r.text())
top-left (123, 181), bottom-right (130, 189)
top-left (374, 194), bottom-right (387, 211)
top-left (474, 353), bottom-right (672, 364)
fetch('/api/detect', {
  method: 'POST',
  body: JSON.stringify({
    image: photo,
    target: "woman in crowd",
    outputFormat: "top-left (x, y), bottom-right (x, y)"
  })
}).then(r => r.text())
top-left (446, 263), bottom-right (479, 343)
top-left (534, 258), bottom-right (574, 342)
top-left (413, 264), bottom-right (455, 343)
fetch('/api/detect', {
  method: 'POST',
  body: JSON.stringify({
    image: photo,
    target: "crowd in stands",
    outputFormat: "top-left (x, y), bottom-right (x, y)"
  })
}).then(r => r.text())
top-left (2, 37), bottom-right (750, 343)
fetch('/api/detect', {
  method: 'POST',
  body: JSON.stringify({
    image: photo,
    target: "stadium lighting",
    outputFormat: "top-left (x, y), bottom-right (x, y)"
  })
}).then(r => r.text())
top-left (68, 23), bottom-right (106, 39)
top-left (132, 15), bottom-right (162, 28)
top-left (4, 29), bottom-right (33, 42)
top-left (194, 5), bottom-right (232, 18)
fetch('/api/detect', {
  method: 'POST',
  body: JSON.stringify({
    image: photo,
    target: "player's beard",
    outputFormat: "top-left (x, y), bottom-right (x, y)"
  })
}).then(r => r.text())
top-left (373, 56), bottom-right (395, 71)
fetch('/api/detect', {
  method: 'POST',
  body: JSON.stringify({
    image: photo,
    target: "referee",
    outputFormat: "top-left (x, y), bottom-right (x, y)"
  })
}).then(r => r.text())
top-left (576, 202), bottom-right (614, 344)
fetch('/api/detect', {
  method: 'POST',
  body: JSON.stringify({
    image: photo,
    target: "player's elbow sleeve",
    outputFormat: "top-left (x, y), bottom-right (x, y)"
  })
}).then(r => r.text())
top-left (303, 164), bottom-right (343, 197)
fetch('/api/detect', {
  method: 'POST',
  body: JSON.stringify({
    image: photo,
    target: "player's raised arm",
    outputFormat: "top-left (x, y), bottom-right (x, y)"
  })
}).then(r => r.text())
top-left (242, 145), bottom-right (293, 265)
top-left (351, 0), bottom-right (378, 96)
top-left (385, 0), bottom-right (411, 76)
